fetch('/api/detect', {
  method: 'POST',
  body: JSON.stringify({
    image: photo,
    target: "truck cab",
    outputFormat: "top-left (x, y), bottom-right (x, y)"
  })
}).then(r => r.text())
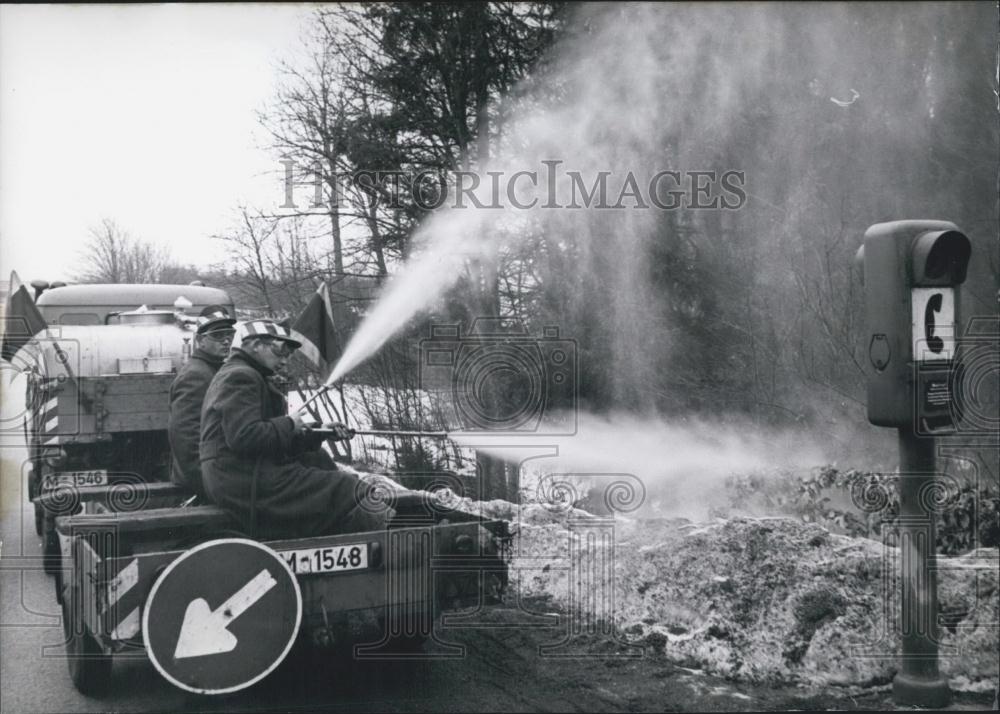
top-left (36, 283), bottom-right (233, 326)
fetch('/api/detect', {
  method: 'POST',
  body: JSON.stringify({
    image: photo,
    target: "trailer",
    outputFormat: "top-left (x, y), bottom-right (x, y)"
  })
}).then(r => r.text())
top-left (53, 490), bottom-right (509, 695)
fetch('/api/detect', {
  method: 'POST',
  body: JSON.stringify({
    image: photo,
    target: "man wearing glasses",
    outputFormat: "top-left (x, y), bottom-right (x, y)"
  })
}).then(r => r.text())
top-left (168, 305), bottom-right (237, 499)
top-left (200, 320), bottom-right (383, 538)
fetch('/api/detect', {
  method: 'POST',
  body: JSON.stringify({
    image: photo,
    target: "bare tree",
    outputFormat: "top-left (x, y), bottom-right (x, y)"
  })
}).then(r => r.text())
top-left (213, 207), bottom-right (333, 318)
top-left (77, 218), bottom-right (169, 283)
top-left (213, 207), bottom-right (281, 316)
top-left (261, 25), bottom-right (397, 282)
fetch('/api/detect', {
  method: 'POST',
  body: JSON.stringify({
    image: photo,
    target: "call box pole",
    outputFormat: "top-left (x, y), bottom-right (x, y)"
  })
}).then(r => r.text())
top-left (856, 220), bottom-right (971, 709)
top-left (894, 429), bottom-right (948, 706)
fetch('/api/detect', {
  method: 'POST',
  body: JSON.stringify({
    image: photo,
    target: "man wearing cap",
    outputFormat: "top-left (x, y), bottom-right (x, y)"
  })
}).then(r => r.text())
top-left (200, 320), bottom-right (384, 538)
top-left (167, 305), bottom-right (236, 498)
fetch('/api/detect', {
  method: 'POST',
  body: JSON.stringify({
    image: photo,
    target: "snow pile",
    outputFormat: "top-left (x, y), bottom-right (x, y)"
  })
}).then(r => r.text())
top-left (355, 473), bottom-right (997, 690)
top-left (606, 517), bottom-right (998, 689)
top-left (433, 490), bottom-right (998, 690)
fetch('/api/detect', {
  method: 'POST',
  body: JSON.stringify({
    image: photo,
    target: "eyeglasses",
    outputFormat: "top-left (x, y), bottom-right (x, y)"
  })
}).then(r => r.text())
top-left (264, 340), bottom-right (296, 358)
top-left (203, 332), bottom-right (235, 344)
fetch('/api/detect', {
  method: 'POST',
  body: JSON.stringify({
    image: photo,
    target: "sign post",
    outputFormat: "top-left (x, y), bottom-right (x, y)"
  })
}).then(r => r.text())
top-left (856, 220), bottom-right (971, 708)
top-left (143, 538), bottom-right (302, 695)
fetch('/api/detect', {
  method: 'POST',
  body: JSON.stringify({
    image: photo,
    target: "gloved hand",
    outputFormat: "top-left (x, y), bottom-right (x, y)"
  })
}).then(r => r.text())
top-left (322, 422), bottom-right (355, 441)
top-left (289, 409), bottom-right (319, 431)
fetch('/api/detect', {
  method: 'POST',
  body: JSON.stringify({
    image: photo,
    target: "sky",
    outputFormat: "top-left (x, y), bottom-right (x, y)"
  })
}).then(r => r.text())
top-left (0, 3), bottom-right (317, 284)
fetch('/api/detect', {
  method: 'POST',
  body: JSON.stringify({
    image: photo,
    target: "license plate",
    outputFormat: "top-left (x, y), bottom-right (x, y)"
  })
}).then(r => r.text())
top-left (279, 544), bottom-right (369, 574)
top-left (41, 470), bottom-right (108, 490)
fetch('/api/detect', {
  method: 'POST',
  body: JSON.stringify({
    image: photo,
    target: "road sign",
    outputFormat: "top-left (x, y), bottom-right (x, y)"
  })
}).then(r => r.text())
top-left (143, 538), bottom-right (302, 695)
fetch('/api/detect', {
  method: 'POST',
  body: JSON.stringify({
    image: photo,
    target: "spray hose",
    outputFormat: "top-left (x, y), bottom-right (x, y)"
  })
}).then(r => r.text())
top-left (308, 427), bottom-right (452, 440)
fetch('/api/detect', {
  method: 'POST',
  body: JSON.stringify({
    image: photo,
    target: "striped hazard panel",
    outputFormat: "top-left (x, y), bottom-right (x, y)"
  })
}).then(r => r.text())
top-left (99, 550), bottom-right (177, 643)
top-left (102, 558), bottom-right (141, 641)
top-left (41, 395), bottom-right (60, 446)
top-left (29, 377), bottom-right (64, 446)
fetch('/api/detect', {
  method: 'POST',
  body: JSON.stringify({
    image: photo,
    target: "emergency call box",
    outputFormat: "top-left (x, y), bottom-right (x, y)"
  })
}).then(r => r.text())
top-left (856, 220), bottom-right (971, 432)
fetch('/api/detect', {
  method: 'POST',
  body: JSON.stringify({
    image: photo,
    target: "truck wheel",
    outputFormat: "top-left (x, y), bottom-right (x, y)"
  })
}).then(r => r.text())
top-left (29, 460), bottom-right (44, 536)
top-left (43, 523), bottom-right (61, 576)
top-left (54, 556), bottom-right (68, 606)
top-left (34, 503), bottom-right (45, 537)
top-left (62, 580), bottom-right (112, 696)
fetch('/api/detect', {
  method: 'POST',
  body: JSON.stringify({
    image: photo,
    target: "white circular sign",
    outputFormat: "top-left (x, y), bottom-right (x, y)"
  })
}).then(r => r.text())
top-left (142, 538), bottom-right (302, 695)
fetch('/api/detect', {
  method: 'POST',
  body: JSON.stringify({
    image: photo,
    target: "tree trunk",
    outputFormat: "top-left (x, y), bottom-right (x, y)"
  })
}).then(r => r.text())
top-left (326, 155), bottom-right (344, 277)
top-left (366, 201), bottom-right (388, 277)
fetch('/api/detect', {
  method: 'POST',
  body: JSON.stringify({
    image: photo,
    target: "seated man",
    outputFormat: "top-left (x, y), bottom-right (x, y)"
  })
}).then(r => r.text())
top-left (167, 305), bottom-right (236, 498)
top-left (200, 320), bottom-right (385, 539)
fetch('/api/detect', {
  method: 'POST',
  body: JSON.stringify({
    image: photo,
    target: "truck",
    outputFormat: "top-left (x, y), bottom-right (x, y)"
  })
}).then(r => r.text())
top-left (23, 283), bottom-right (235, 573)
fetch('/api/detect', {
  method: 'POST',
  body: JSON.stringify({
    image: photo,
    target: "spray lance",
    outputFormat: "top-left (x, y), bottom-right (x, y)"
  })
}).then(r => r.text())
top-left (295, 385), bottom-right (451, 441)
top-left (308, 426), bottom-right (452, 440)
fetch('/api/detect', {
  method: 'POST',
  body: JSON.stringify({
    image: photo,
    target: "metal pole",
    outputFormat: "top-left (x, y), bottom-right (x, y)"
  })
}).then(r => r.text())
top-left (306, 427), bottom-right (451, 440)
top-left (892, 428), bottom-right (950, 708)
top-left (352, 429), bottom-right (451, 439)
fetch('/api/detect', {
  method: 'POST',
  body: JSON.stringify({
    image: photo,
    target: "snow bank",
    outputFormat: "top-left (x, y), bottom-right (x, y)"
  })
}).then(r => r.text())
top-left (604, 517), bottom-right (997, 689)
top-left (426, 487), bottom-right (999, 690)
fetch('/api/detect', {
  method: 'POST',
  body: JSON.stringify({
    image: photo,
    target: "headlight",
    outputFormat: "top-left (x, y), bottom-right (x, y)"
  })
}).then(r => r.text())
top-left (43, 447), bottom-right (68, 468)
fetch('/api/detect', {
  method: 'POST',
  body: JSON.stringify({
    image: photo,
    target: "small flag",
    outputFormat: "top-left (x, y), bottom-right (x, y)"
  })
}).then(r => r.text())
top-left (2, 271), bottom-right (48, 364)
top-left (291, 283), bottom-right (341, 373)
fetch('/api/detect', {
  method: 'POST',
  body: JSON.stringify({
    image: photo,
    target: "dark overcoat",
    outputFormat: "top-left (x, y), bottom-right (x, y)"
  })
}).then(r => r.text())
top-left (200, 348), bottom-right (378, 539)
top-left (168, 347), bottom-right (223, 496)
